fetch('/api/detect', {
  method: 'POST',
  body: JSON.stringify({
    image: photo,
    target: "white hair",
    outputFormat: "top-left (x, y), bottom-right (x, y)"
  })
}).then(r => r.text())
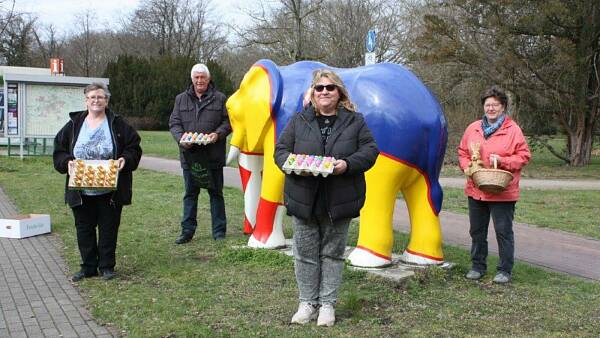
top-left (190, 63), bottom-right (210, 78)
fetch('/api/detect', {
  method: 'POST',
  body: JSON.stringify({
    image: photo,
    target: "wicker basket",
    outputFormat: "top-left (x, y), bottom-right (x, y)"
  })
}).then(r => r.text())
top-left (471, 157), bottom-right (513, 193)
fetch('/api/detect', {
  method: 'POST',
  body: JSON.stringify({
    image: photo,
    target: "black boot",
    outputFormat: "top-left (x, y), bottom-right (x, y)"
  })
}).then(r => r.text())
top-left (175, 232), bottom-right (193, 244)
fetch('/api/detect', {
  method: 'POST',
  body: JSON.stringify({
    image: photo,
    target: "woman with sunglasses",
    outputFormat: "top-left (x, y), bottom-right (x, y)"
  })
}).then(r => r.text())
top-left (275, 69), bottom-right (379, 327)
top-left (458, 86), bottom-right (530, 284)
top-left (53, 82), bottom-right (142, 282)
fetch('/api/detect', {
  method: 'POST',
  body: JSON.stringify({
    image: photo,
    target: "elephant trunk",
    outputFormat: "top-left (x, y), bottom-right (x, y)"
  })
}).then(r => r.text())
top-left (227, 145), bottom-right (240, 165)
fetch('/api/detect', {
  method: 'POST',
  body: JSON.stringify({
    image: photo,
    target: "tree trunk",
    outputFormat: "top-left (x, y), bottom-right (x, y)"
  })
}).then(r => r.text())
top-left (567, 2), bottom-right (598, 166)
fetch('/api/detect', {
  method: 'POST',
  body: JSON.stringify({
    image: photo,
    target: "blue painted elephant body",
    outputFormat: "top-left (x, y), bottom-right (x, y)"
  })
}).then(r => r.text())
top-left (262, 60), bottom-right (448, 213)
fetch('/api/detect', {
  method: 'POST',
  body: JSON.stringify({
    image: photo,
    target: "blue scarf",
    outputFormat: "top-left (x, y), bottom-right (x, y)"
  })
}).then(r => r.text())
top-left (482, 114), bottom-right (505, 139)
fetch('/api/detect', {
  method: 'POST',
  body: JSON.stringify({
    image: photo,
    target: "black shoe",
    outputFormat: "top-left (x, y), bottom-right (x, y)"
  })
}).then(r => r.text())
top-left (175, 233), bottom-right (193, 244)
top-left (71, 270), bottom-right (97, 282)
top-left (101, 269), bottom-right (116, 280)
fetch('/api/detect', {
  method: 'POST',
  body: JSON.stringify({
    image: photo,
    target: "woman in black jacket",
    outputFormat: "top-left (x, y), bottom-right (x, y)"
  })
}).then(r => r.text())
top-left (275, 69), bottom-right (379, 327)
top-left (53, 82), bottom-right (142, 282)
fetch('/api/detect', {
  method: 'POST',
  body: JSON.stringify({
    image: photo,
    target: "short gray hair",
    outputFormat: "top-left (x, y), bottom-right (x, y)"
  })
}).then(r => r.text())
top-left (84, 82), bottom-right (111, 99)
top-left (190, 63), bottom-right (210, 78)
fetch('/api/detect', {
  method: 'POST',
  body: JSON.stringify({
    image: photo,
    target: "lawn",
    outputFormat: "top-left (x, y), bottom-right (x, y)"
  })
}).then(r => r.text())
top-left (140, 130), bottom-right (600, 239)
top-left (139, 130), bottom-right (180, 160)
top-left (444, 136), bottom-right (600, 179)
top-left (441, 187), bottom-right (600, 240)
top-left (1, 157), bottom-right (600, 337)
top-left (139, 130), bottom-right (233, 162)
top-left (140, 130), bottom-right (600, 179)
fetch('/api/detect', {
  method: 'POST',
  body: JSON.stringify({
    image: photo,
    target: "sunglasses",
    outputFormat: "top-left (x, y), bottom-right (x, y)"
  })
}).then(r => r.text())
top-left (314, 84), bottom-right (337, 92)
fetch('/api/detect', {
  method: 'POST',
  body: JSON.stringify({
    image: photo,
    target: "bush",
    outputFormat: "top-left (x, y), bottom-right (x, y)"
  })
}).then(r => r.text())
top-left (104, 55), bottom-right (234, 130)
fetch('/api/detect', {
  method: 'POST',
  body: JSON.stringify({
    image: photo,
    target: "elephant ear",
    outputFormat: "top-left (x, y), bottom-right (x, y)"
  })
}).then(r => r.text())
top-left (226, 59), bottom-right (282, 153)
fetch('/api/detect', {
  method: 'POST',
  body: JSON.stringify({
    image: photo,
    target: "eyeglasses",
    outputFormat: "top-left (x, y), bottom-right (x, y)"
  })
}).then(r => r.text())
top-left (86, 96), bottom-right (107, 101)
top-left (314, 84), bottom-right (337, 92)
top-left (484, 103), bottom-right (501, 108)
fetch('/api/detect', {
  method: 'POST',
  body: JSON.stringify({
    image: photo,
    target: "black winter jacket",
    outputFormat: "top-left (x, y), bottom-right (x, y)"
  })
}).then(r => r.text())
top-left (274, 106), bottom-right (379, 222)
top-left (169, 83), bottom-right (231, 169)
top-left (53, 109), bottom-right (142, 207)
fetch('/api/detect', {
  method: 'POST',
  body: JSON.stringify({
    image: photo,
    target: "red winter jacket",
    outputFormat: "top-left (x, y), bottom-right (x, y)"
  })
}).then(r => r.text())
top-left (458, 116), bottom-right (531, 201)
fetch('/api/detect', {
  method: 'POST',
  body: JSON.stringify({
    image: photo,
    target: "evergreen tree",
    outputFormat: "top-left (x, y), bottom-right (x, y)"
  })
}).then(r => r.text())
top-left (104, 55), bottom-right (234, 130)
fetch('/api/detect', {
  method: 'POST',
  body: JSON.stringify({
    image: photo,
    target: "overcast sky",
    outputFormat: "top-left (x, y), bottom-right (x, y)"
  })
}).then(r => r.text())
top-left (13, 0), bottom-right (251, 36)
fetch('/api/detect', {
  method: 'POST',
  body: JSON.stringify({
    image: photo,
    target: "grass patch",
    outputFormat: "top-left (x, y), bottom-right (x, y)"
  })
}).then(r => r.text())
top-left (442, 187), bottom-right (600, 240)
top-left (442, 136), bottom-right (600, 179)
top-left (139, 131), bottom-right (233, 164)
top-left (139, 130), bottom-right (600, 179)
top-left (1, 157), bottom-right (600, 336)
top-left (139, 130), bottom-right (180, 160)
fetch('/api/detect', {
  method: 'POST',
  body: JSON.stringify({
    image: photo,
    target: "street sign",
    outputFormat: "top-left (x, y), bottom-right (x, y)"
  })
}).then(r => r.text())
top-left (366, 29), bottom-right (376, 53)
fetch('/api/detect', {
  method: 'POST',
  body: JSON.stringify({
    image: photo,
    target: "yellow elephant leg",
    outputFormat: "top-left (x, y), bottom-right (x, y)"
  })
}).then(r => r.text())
top-left (260, 129), bottom-right (285, 203)
top-left (350, 155), bottom-right (403, 266)
top-left (401, 174), bottom-right (444, 264)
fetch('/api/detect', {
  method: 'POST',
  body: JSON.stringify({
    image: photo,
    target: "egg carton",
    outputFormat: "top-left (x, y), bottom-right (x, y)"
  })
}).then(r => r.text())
top-left (68, 159), bottom-right (119, 190)
top-left (282, 154), bottom-right (335, 177)
top-left (179, 132), bottom-right (211, 145)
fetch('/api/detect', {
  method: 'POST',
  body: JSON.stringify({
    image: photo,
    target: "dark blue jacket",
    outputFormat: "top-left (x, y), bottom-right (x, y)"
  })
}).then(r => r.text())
top-left (169, 83), bottom-right (231, 169)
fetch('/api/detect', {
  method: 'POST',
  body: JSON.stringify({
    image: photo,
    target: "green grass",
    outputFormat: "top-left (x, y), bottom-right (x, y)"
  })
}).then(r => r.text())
top-left (140, 130), bottom-right (600, 179)
top-left (1, 157), bottom-right (600, 337)
top-left (442, 187), bottom-right (600, 240)
top-left (443, 136), bottom-right (600, 179)
top-left (139, 130), bottom-right (180, 160)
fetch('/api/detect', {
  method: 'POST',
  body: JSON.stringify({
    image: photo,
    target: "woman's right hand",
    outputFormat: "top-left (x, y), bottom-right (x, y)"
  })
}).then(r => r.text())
top-left (67, 160), bottom-right (75, 174)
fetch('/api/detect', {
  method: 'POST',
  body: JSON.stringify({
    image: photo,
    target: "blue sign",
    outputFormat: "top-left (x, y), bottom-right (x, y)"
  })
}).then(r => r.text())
top-left (366, 29), bottom-right (376, 53)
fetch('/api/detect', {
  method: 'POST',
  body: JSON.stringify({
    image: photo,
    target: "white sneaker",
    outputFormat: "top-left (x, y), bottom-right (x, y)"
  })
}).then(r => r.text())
top-left (291, 302), bottom-right (318, 324)
top-left (317, 303), bottom-right (335, 327)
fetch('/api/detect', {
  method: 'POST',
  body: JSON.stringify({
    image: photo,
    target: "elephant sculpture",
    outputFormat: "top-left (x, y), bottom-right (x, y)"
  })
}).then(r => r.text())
top-left (226, 59), bottom-right (447, 267)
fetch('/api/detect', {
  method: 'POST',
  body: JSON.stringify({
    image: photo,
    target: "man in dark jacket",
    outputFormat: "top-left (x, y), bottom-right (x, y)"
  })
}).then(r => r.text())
top-left (169, 63), bottom-right (232, 244)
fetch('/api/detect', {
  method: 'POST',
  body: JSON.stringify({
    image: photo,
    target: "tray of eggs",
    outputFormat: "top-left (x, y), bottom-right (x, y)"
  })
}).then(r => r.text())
top-left (179, 132), bottom-right (211, 145)
top-left (282, 154), bottom-right (335, 177)
top-left (68, 159), bottom-right (119, 190)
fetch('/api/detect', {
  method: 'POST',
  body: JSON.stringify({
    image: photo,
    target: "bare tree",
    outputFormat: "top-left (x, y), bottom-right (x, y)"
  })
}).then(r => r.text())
top-left (236, 0), bottom-right (324, 63)
top-left (0, 0), bottom-right (15, 37)
top-left (62, 11), bottom-right (122, 77)
top-left (69, 11), bottom-right (96, 76)
top-left (128, 0), bottom-right (226, 60)
top-left (414, 0), bottom-right (600, 166)
top-left (236, 0), bottom-right (418, 67)
top-left (32, 24), bottom-right (64, 63)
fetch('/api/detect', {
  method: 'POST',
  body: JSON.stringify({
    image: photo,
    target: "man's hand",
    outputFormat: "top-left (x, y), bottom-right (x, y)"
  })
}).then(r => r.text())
top-left (207, 132), bottom-right (219, 144)
top-left (181, 142), bottom-right (193, 149)
top-left (333, 159), bottom-right (348, 175)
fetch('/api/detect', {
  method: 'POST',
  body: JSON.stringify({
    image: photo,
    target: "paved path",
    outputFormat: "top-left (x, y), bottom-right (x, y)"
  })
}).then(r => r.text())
top-left (141, 156), bottom-right (600, 281)
top-left (0, 188), bottom-right (116, 338)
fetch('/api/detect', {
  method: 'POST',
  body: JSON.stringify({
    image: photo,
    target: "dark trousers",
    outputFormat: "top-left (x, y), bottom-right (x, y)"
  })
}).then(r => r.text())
top-left (72, 194), bottom-right (122, 274)
top-left (468, 197), bottom-right (516, 275)
top-left (181, 168), bottom-right (227, 239)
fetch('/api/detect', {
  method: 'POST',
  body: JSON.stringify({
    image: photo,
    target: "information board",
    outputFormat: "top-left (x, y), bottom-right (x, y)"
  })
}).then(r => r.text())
top-left (25, 84), bottom-right (85, 137)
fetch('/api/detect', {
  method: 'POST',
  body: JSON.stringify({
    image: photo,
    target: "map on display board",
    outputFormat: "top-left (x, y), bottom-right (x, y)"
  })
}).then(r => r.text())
top-left (25, 84), bottom-right (85, 137)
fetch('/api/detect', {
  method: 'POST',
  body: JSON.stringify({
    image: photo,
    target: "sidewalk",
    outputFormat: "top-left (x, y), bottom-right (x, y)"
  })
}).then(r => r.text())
top-left (141, 155), bottom-right (600, 281)
top-left (0, 188), bottom-right (116, 338)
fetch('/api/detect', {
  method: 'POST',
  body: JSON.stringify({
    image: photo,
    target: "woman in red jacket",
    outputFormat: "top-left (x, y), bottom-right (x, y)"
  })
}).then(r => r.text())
top-left (458, 86), bottom-right (531, 284)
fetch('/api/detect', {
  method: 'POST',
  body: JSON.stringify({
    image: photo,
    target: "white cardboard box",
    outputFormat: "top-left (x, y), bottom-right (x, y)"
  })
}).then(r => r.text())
top-left (0, 214), bottom-right (51, 239)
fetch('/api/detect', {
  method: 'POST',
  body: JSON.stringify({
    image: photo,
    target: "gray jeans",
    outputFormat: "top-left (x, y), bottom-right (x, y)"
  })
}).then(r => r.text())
top-left (292, 215), bottom-right (351, 305)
